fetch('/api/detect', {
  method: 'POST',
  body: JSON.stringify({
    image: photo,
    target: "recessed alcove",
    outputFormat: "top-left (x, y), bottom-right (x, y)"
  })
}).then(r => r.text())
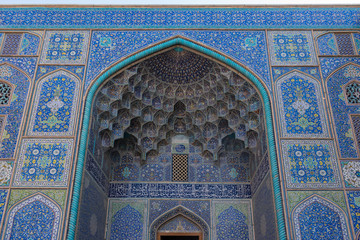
top-left (76, 46), bottom-right (277, 240)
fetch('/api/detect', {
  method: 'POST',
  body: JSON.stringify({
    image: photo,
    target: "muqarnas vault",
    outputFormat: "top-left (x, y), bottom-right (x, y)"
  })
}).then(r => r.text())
top-left (0, 5), bottom-right (359, 240)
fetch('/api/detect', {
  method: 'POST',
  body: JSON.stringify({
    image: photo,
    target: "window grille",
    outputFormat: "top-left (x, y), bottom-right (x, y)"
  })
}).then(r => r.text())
top-left (346, 82), bottom-right (360, 104)
top-left (335, 33), bottom-right (355, 55)
top-left (0, 82), bottom-right (12, 105)
top-left (172, 154), bottom-right (188, 182)
top-left (1, 33), bottom-right (22, 55)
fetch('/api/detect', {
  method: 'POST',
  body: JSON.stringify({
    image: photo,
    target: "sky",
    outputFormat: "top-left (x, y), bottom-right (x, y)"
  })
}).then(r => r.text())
top-left (2, 0), bottom-right (360, 5)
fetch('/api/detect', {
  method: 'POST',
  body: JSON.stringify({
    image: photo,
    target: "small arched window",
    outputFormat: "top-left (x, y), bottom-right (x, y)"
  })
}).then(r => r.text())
top-left (0, 81), bottom-right (12, 105)
top-left (346, 81), bottom-right (360, 104)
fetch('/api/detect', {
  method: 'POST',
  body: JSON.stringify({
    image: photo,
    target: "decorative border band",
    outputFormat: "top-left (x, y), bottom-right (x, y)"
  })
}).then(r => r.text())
top-left (0, 7), bottom-right (358, 29)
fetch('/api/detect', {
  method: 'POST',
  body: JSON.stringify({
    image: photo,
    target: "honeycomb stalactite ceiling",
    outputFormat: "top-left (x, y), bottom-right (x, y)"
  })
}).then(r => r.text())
top-left (94, 48), bottom-right (263, 160)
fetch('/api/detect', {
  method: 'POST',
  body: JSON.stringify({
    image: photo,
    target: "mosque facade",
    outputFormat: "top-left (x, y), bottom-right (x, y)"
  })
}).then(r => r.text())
top-left (0, 5), bottom-right (359, 240)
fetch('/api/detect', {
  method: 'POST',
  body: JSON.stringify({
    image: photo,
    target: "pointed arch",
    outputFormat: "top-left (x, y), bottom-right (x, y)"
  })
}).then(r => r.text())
top-left (275, 70), bottom-right (329, 138)
top-left (4, 193), bottom-right (62, 240)
top-left (150, 206), bottom-right (209, 240)
top-left (292, 195), bottom-right (350, 240)
top-left (27, 69), bottom-right (81, 136)
top-left (67, 36), bottom-right (286, 240)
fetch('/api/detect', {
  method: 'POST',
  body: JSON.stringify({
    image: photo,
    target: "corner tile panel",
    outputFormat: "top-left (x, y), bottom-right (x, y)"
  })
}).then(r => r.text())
top-left (281, 140), bottom-right (341, 189)
top-left (13, 138), bottom-right (74, 187)
top-left (341, 161), bottom-right (360, 188)
top-left (0, 160), bottom-right (13, 186)
top-left (347, 191), bottom-right (360, 238)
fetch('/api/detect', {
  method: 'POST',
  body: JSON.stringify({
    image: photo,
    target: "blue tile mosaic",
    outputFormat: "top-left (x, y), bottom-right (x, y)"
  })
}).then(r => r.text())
top-left (76, 172), bottom-right (108, 240)
top-left (28, 70), bottom-right (80, 136)
top-left (110, 205), bottom-right (143, 240)
top-left (85, 152), bottom-right (109, 193)
top-left (0, 8), bottom-right (359, 29)
top-left (0, 57), bottom-right (37, 79)
top-left (0, 64), bottom-right (30, 159)
top-left (40, 30), bottom-right (90, 65)
top-left (272, 67), bottom-right (321, 81)
top-left (327, 64), bottom-right (360, 158)
top-left (293, 195), bottom-right (350, 240)
top-left (35, 65), bottom-right (85, 80)
top-left (317, 33), bottom-right (338, 55)
top-left (341, 161), bottom-right (360, 188)
top-left (159, 215), bottom-right (201, 232)
top-left (252, 174), bottom-right (277, 240)
top-left (13, 138), bottom-right (74, 187)
top-left (86, 30), bottom-right (271, 91)
top-left (276, 71), bottom-right (328, 138)
top-left (141, 164), bottom-right (164, 181)
top-left (150, 206), bottom-right (209, 240)
top-left (251, 153), bottom-right (270, 194)
top-left (4, 194), bottom-right (61, 240)
top-left (216, 206), bottom-right (249, 240)
top-left (196, 164), bottom-right (220, 182)
top-left (347, 191), bottom-right (360, 238)
top-left (0, 160), bottom-right (13, 186)
top-left (320, 57), bottom-right (360, 80)
top-left (0, 189), bottom-right (8, 222)
top-left (19, 33), bottom-right (40, 56)
top-left (109, 183), bottom-right (251, 199)
top-left (149, 200), bottom-right (211, 226)
top-left (268, 31), bottom-right (317, 66)
top-left (354, 33), bottom-right (360, 55)
top-left (281, 140), bottom-right (341, 189)
top-left (113, 164), bottom-right (139, 182)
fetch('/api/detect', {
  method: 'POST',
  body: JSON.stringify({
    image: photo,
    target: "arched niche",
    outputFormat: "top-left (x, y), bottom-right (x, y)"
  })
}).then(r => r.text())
top-left (68, 37), bottom-right (286, 240)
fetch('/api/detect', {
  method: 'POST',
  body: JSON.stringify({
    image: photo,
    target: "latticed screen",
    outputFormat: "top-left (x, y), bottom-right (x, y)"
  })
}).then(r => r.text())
top-left (172, 154), bottom-right (188, 182)
top-left (352, 115), bottom-right (360, 148)
top-left (335, 33), bottom-right (355, 55)
top-left (346, 82), bottom-right (360, 104)
top-left (1, 33), bottom-right (22, 55)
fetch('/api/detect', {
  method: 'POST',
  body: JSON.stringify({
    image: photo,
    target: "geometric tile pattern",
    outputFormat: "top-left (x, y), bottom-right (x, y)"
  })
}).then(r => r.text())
top-left (4, 194), bottom-right (61, 240)
top-left (354, 33), bottom-right (360, 55)
top-left (28, 70), bottom-right (80, 136)
top-left (109, 183), bottom-right (251, 199)
top-left (292, 195), bottom-right (350, 240)
top-left (107, 199), bottom-right (147, 240)
top-left (86, 30), bottom-right (271, 91)
top-left (268, 31), bottom-right (317, 66)
top-left (0, 8), bottom-right (358, 29)
top-left (341, 161), bottom-right (360, 188)
top-left (272, 66), bottom-right (321, 81)
top-left (281, 140), bottom-right (341, 189)
top-left (0, 64), bottom-right (30, 159)
top-left (40, 30), bottom-right (90, 64)
top-left (327, 64), bottom-right (360, 158)
top-left (172, 154), bottom-right (188, 182)
top-left (276, 71), bottom-right (328, 138)
top-left (251, 153), bottom-right (270, 194)
top-left (0, 57), bottom-right (37, 79)
top-left (13, 138), bottom-right (74, 187)
top-left (0, 160), bottom-right (13, 186)
top-left (317, 33), bottom-right (338, 55)
top-left (320, 57), bottom-right (360, 80)
top-left (347, 191), bottom-right (360, 238)
top-left (85, 152), bottom-right (109, 193)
